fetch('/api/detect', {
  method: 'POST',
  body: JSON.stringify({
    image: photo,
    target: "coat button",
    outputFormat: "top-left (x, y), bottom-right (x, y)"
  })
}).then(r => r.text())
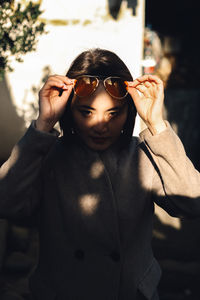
top-left (110, 251), bottom-right (120, 262)
top-left (74, 249), bottom-right (85, 260)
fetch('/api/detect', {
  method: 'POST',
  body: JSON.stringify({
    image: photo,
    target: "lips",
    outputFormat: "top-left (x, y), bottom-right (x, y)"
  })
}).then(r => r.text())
top-left (90, 136), bottom-right (109, 144)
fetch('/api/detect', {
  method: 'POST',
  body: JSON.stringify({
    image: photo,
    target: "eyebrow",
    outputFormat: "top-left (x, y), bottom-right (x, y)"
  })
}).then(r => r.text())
top-left (76, 105), bottom-right (95, 110)
top-left (76, 104), bottom-right (126, 111)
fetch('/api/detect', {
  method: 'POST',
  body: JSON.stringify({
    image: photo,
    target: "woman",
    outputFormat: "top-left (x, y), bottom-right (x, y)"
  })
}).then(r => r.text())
top-left (1, 48), bottom-right (200, 300)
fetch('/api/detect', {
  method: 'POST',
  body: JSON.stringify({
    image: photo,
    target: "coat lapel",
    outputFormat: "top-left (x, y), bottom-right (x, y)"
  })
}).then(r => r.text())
top-left (52, 140), bottom-right (121, 251)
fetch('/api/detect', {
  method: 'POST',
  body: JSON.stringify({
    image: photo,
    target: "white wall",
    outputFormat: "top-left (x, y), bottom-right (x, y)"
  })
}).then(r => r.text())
top-left (0, 0), bottom-right (145, 160)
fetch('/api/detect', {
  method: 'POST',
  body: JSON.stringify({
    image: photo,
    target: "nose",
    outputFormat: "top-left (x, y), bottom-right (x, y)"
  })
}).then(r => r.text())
top-left (92, 115), bottom-right (109, 135)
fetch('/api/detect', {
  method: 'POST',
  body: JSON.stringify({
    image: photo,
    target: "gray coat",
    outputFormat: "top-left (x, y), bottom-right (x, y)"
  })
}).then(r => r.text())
top-left (1, 122), bottom-right (200, 300)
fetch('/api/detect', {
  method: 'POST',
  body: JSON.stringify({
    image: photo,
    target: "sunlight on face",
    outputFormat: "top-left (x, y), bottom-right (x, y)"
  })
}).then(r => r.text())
top-left (71, 84), bottom-right (128, 151)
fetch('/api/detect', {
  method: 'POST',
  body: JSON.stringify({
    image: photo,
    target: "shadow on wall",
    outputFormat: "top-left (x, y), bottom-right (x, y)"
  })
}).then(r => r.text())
top-left (0, 78), bottom-right (25, 164)
top-left (164, 89), bottom-right (200, 172)
top-left (152, 82), bottom-right (200, 299)
top-left (108, 0), bottom-right (138, 18)
top-left (153, 206), bottom-right (200, 299)
top-left (0, 79), bottom-right (38, 300)
top-left (148, 30), bottom-right (200, 297)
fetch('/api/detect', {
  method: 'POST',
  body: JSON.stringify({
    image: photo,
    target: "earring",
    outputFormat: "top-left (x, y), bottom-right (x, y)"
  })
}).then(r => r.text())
top-left (71, 128), bottom-right (75, 134)
top-left (121, 129), bottom-right (124, 134)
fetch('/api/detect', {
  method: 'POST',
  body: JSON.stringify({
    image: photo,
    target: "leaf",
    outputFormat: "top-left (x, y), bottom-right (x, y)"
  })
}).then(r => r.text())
top-left (0, 0), bottom-right (47, 80)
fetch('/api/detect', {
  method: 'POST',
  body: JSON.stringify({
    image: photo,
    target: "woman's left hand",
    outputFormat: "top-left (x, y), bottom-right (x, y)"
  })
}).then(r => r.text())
top-left (126, 74), bottom-right (166, 135)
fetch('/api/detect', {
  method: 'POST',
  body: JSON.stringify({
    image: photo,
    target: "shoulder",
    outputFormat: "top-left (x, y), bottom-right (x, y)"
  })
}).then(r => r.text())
top-left (127, 136), bottom-right (153, 163)
top-left (129, 135), bottom-right (144, 150)
top-left (44, 136), bottom-right (69, 158)
top-left (119, 136), bottom-right (143, 158)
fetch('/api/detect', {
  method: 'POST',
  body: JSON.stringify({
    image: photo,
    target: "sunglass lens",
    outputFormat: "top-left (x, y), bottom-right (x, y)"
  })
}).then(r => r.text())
top-left (74, 76), bottom-right (98, 97)
top-left (104, 78), bottom-right (127, 99)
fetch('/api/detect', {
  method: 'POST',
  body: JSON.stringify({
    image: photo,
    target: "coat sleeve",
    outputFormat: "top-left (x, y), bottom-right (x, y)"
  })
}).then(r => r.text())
top-left (0, 122), bottom-right (59, 219)
top-left (139, 121), bottom-right (200, 218)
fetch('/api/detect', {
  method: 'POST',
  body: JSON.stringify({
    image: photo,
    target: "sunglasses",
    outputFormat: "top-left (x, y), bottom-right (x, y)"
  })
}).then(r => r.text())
top-left (73, 75), bottom-right (128, 99)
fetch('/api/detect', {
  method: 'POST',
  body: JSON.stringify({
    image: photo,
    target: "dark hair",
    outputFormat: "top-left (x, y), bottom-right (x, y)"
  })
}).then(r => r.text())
top-left (59, 48), bottom-right (137, 142)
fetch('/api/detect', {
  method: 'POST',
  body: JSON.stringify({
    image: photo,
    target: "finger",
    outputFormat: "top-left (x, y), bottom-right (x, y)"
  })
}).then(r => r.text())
top-left (53, 75), bottom-right (75, 87)
top-left (146, 76), bottom-right (164, 93)
top-left (59, 85), bottom-right (73, 102)
top-left (134, 84), bottom-right (147, 94)
top-left (126, 86), bottom-right (141, 104)
top-left (143, 81), bottom-right (151, 88)
top-left (128, 75), bottom-right (151, 87)
top-left (44, 76), bottom-right (75, 91)
top-left (126, 75), bottom-right (163, 88)
top-left (135, 74), bottom-right (163, 85)
top-left (146, 75), bottom-right (163, 85)
top-left (49, 86), bottom-right (64, 99)
top-left (40, 80), bottom-right (66, 95)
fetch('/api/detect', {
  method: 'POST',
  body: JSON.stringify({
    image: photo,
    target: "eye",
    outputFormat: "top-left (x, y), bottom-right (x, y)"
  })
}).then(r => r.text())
top-left (79, 109), bottom-right (92, 117)
top-left (109, 110), bottom-right (120, 118)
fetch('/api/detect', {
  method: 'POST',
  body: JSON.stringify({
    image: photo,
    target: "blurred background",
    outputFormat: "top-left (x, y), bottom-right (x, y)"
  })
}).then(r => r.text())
top-left (1, 0), bottom-right (200, 299)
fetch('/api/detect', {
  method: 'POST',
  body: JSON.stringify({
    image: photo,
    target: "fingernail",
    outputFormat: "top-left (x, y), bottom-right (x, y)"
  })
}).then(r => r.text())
top-left (125, 81), bottom-right (134, 86)
top-left (62, 84), bottom-right (68, 89)
top-left (124, 81), bottom-right (128, 90)
top-left (69, 78), bottom-right (75, 83)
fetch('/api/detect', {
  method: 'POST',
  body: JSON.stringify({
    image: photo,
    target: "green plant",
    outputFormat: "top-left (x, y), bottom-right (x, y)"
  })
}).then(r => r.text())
top-left (0, 0), bottom-right (46, 79)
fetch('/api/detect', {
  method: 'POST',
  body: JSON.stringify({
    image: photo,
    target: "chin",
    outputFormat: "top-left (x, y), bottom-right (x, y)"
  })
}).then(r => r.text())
top-left (88, 143), bottom-right (110, 151)
top-left (80, 135), bottom-right (116, 151)
top-left (86, 140), bottom-right (112, 151)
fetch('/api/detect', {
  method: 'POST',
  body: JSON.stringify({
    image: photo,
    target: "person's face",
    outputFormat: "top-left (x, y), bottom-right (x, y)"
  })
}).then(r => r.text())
top-left (71, 83), bottom-right (128, 151)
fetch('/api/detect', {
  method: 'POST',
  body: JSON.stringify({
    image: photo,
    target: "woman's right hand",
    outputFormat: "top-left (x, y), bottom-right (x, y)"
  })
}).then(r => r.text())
top-left (36, 75), bottom-right (75, 132)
